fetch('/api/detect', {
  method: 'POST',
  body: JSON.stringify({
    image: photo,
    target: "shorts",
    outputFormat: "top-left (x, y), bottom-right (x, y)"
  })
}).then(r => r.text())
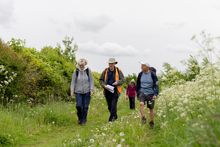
top-left (138, 93), bottom-right (155, 109)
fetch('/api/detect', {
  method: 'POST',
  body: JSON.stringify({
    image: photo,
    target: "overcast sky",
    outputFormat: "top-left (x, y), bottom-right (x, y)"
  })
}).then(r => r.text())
top-left (1, 0), bottom-right (220, 75)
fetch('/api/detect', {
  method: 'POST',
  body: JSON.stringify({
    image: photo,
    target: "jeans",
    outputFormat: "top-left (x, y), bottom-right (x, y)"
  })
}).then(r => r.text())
top-left (104, 90), bottom-right (119, 121)
top-left (75, 92), bottom-right (91, 123)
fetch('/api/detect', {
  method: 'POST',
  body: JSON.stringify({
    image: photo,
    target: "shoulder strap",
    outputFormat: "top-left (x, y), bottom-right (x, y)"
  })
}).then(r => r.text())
top-left (75, 68), bottom-right (90, 84)
top-left (76, 69), bottom-right (79, 78)
top-left (86, 68), bottom-right (90, 78)
top-left (104, 68), bottom-right (108, 82)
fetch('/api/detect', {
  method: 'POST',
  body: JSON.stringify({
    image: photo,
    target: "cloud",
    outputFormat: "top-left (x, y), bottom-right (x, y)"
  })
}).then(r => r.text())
top-left (0, 0), bottom-right (14, 27)
top-left (166, 44), bottom-right (197, 54)
top-left (164, 22), bottom-right (186, 29)
top-left (74, 14), bottom-right (112, 32)
top-left (78, 41), bottom-right (139, 57)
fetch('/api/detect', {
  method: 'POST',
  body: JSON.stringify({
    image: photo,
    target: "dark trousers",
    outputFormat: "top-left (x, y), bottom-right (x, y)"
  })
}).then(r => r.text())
top-left (129, 97), bottom-right (135, 109)
top-left (76, 92), bottom-right (91, 123)
top-left (104, 90), bottom-right (119, 121)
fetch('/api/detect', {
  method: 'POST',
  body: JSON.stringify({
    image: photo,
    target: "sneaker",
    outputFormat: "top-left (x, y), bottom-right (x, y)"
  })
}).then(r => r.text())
top-left (149, 121), bottom-right (154, 129)
top-left (141, 117), bottom-right (147, 124)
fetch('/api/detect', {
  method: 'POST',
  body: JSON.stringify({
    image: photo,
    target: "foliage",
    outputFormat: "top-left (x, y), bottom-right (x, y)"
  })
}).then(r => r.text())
top-left (125, 73), bottom-right (137, 85)
top-left (0, 38), bottom-right (78, 105)
top-left (182, 55), bottom-right (200, 81)
top-left (7, 38), bottom-right (25, 52)
top-left (62, 36), bottom-right (78, 62)
top-left (0, 65), bottom-right (17, 105)
top-left (159, 63), bottom-right (186, 88)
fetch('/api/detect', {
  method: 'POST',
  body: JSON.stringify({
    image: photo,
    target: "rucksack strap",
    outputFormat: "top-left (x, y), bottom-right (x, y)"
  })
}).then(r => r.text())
top-left (75, 68), bottom-right (90, 86)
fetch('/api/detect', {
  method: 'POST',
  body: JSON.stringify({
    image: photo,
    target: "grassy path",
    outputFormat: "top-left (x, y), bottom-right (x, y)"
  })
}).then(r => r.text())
top-left (15, 94), bottom-right (155, 147)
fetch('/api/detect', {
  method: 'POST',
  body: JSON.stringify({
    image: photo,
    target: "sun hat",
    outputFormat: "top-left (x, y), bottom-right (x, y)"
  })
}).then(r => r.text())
top-left (108, 58), bottom-right (118, 64)
top-left (139, 61), bottom-right (150, 67)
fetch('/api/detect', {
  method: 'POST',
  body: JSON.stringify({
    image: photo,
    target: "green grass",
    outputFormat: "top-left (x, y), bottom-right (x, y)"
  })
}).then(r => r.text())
top-left (0, 88), bottom-right (220, 147)
top-left (0, 92), bottom-right (155, 147)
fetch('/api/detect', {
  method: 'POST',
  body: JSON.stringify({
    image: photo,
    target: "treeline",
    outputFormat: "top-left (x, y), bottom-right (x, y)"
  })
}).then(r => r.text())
top-left (0, 37), bottom-right (100, 106)
top-left (1, 32), bottom-right (218, 106)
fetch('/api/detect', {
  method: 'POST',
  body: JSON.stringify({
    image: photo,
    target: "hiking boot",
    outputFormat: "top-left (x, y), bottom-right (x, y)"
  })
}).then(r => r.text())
top-left (81, 122), bottom-right (86, 126)
top-left (78, 120), bottom-right (82, 125)
top-left (109, 114), bottom-right (118, 122)
top-left (149, 121), bottom-right (154, 129)
top-left (141, 117), bottom-right (147, 124)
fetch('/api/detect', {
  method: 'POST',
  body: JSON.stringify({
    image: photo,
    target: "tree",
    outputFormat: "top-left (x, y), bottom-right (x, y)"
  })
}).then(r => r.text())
top-left (160, 63), bottom-right (185, 88)
top-left (183, 55), bottom-right (200, 81)
top-left (62, 36), bottom-right (78, 62)
top-left (8, 38), bottom-right (25, 52)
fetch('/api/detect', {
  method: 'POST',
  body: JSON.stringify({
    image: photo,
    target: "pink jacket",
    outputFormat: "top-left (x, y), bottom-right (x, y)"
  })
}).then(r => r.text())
top-left (126, 85), bottom-right (136, 98)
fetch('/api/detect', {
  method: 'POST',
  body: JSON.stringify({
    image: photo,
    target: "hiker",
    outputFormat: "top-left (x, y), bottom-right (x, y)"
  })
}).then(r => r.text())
top-left (126, 79), bottom-right (136, 110)
top-left (136, 62), bottom-right (159, 128)
top-left (70, 58), bottom-right (94, 125)
top-left (100, 58), bottom-right (125, 122)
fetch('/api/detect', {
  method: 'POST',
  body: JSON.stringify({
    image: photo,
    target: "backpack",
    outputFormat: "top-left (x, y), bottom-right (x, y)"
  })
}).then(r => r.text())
top-left (150, 67), bottom-right (157, 74)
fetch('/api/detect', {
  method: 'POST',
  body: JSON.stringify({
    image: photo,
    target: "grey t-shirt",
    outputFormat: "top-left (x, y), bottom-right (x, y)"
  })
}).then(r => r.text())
top-left (140, 72), bottom-right (154, 95)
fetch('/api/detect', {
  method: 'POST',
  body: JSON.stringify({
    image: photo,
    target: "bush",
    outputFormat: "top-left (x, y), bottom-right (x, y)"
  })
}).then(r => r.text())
top-left (0, 40), bottom-right (26, 104)
top-left (0, 39), bottom-right (77, 105)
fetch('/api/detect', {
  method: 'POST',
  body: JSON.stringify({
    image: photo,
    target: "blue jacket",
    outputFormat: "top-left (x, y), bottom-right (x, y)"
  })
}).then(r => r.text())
top-left (136, 71), bottom-right (159, 96)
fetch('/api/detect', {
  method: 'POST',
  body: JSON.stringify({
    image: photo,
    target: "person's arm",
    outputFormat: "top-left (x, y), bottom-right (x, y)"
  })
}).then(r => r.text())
top-left (136, 73), bottom-right (141, 94)
top-left (99, 70), bottom-right (107, 88)
top-left (117, 69), bottom-right (125, 86)
top-left (88, 68), bottom-right (94, 91)
top-left (152, 73), bottom-right (159, 96)
top-left (70, 72), bottom-right (76, 96)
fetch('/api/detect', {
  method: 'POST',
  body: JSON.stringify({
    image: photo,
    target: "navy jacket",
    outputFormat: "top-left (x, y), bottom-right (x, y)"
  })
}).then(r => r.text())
top-left (136, 71), bottom-right (159, 96)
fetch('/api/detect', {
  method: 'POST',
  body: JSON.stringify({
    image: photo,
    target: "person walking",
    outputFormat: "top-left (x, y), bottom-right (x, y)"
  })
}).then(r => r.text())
top-left (136, 62), bottom-right (159, 129)
top-left (100, 58), bottom-right (125, 122)
top-left (70, 58), bottom-right (94, 125)
top-left (126, 79), bottom-right (136, 110)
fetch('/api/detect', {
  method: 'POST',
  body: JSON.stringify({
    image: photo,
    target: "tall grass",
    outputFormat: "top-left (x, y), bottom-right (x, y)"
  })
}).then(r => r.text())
top-left (0, 68), bottom-right (220, 146)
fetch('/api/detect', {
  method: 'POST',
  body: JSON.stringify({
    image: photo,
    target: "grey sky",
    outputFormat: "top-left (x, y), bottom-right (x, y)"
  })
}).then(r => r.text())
top-left (1, 0), bottom-right (220, 75)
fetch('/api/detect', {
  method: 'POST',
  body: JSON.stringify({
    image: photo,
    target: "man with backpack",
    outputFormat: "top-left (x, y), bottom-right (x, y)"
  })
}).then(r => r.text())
top-left (136, 62), bottom-right (159, 128)
top-left (70, 58), bottom-right (94, 125)
top-left (100, 58), bottom-right (125, 122)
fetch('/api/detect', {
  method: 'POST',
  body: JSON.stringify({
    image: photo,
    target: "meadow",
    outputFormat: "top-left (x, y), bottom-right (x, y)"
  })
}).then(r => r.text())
top-left (1, 33), bottom-right (220, 146)
top-left (0, 64), bottom-right (220, 146)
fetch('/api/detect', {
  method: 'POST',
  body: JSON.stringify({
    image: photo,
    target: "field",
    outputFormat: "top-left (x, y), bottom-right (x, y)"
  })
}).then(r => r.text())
top-left (1, 64), bottom-right (220, 146)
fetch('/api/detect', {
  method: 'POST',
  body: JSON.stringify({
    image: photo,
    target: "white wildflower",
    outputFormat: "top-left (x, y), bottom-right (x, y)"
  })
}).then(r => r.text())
top-left (119, 132), bottom-right (125, 137)
top-left (90, 138), bottom-right (95, 143)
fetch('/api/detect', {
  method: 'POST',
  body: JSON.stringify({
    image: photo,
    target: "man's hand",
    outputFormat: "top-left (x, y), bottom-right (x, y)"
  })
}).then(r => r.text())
top-left (112, 81), bottom-right (119, 86)
top-left (153, 95), bottom-right (157, 100)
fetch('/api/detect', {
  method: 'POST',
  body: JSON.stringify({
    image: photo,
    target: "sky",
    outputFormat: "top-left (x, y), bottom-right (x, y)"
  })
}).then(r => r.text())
top-left (1, 0), bottom-right (220, 75)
